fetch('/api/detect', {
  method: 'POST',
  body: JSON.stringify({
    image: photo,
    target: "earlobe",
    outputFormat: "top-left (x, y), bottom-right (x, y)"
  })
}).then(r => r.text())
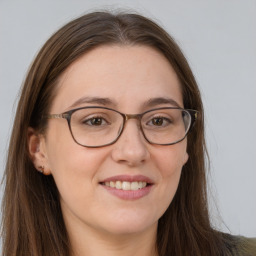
top-left (27, 127), bottom-right (51, 175)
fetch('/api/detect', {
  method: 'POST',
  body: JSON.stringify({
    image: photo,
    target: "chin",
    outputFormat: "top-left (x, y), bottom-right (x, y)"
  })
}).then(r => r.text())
top-left (98, 210), bottom-right (158, 235)
top-left (103, 223), bottom-right (156, 236)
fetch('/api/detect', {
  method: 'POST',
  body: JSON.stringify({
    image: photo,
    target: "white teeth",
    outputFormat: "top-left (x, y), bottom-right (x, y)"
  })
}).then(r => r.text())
top-left (103, 181), bottom-right (148, 190)
top-left (116, 181), bottom-right (122, 189)
top-left (130, 181), bottom-right (139, 190)
top-left (122, 181), bottom-right (131, 190)
top-left (110, 181), bottom-right (115, 188)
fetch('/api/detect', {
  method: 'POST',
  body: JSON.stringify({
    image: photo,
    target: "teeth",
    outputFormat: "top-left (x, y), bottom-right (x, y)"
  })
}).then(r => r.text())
top-left (122, 181), bottom-right (130, 190)
top-left (116, 181), bottom-right (122, 189)
top-left (131, 181), bottom-right (138, 190)
top-left (104, 181), bottom-right (147, 190)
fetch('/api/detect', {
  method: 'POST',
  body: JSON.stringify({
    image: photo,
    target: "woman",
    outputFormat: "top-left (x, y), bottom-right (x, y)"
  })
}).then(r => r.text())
top-left (1, 11), bottom-right (255, 256)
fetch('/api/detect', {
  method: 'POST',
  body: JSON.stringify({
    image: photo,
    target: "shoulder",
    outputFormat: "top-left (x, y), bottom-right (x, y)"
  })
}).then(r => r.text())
top-left (222, 233), bottom-right (256, 256)
top-left (237, 236), bottom-right (256, 256)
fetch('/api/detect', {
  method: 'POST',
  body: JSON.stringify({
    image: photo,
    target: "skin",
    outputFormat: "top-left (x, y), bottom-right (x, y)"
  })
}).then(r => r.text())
top-left (29, 45), bottom-right (189, 256)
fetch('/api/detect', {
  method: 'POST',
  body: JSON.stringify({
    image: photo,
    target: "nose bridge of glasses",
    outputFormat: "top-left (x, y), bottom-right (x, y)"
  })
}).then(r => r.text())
top-left (122, 113), bottom-right (143, 133)
top-left (119, 113), bottom-right (146, 145)
top-left (124, 113), bottom-right (143, 127)
top-left (125, 113), bottom-right (142, 121)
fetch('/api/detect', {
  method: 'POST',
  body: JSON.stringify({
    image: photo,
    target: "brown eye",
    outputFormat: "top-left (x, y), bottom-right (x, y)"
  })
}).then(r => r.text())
top-left (145, 116), bottom-right (171, 128)
top-left (83, 117), bottom-right (107, 126)
top-left (90, 118), bottom-right (103, 125)
top-left (152, 118), bottom-right (164, 126)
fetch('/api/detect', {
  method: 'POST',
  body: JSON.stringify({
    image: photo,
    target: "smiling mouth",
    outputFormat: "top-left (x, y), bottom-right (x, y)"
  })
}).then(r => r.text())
top-left (101, 181), bottom-right (149, 191)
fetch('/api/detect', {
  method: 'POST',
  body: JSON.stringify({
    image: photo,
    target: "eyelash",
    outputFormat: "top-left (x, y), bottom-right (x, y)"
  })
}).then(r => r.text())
top-left (146, 116), bottom-right (172, 126)
top-left (82, 116), bottom-right (109, 126)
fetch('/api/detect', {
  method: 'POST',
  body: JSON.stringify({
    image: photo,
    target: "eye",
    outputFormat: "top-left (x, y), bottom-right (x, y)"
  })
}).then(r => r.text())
top-left (147, 116), bottom-right (171, 127)
top-left (83, 116), bottom-right (108, 126)
top-left (151, 117), bottom-right (164, 126)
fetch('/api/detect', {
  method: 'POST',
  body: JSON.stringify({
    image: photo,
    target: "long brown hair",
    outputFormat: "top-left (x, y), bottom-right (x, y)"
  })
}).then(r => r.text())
top-left (1, 11), bottom-right (234, 256)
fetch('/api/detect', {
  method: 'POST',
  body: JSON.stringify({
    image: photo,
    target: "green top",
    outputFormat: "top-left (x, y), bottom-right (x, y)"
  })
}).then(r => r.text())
top-left (229, 235), bottom-right (256, 256)
top-left (238, 237), bottom-right (256, 256)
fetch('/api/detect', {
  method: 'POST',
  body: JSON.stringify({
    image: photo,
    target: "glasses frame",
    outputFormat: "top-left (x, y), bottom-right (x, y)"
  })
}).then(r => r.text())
top-left (46, 106), bottom-right (198, 148)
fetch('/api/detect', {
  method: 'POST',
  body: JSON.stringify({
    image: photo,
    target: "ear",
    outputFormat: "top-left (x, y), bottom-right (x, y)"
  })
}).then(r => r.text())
top-left (27, 127), bottom-right (51, 175)
top-left (183, 152), bottom-right (189, 166)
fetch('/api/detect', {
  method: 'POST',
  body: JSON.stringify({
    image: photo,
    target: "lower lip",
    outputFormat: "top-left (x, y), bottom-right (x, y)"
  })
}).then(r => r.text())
top-left (101, 184), bottom-right (153, 200)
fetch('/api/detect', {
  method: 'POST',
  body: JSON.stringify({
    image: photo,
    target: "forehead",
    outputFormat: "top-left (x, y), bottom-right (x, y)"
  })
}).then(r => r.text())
top-left (51, 45), bottom-right (183, 112)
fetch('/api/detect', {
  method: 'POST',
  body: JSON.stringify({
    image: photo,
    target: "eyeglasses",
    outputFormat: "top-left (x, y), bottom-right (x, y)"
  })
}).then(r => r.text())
top-left (46, 106), bottom-right (198, 148)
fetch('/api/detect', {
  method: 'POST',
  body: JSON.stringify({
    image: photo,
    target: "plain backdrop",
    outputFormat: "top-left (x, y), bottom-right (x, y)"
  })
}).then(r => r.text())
top-left (0, 0), bottom-right (255, 238)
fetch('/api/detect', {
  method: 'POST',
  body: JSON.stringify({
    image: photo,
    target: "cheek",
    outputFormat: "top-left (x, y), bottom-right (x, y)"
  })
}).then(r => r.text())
top-left (44, 123), bottom-right (109, 197)
top-left (45, 121), bottom-right (106, 171)
top-left (45, 138), bottom-right (112, 225)
top-left (151, 143), bottom-right (187, 209)
top-left (153, 142), bottom-right (187, 178)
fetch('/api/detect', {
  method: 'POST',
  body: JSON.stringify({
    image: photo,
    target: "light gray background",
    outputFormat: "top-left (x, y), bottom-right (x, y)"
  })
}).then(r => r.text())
top-left (0, 0), bottom-right (255, 237)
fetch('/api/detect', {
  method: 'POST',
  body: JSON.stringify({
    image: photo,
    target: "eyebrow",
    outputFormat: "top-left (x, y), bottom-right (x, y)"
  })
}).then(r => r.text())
top-left (68, 97), bottom-right (117, 109)
top-left (143, 97), bottom-right (182, 108)
top-left (67, 96), bottom-right (182, 110)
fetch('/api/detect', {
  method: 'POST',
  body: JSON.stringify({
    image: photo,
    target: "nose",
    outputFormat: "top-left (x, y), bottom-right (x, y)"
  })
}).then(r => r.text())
top-left (111, 120), bottom-right (150, 166)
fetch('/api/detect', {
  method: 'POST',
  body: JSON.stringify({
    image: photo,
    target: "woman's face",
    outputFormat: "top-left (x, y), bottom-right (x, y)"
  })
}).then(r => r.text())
top-left (38, 45), bottom-right (188, 236)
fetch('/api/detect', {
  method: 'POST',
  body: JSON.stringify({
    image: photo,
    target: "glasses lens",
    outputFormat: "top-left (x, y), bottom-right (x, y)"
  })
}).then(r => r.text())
top-left (141, 108), bottom-right (191, 145)
top-left (70, 108), bottom-right (123, 147)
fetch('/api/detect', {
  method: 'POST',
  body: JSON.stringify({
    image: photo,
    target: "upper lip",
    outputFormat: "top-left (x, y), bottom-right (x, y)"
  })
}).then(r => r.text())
top-left (100, 175), bottom-right (154, 184)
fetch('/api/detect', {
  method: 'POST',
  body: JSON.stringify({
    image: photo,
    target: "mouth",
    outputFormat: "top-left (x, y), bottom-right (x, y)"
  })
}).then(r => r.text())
top-left (99, 175), bottom-right (154, 200)
top-left (100, 180), bottom-right (150, 191)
